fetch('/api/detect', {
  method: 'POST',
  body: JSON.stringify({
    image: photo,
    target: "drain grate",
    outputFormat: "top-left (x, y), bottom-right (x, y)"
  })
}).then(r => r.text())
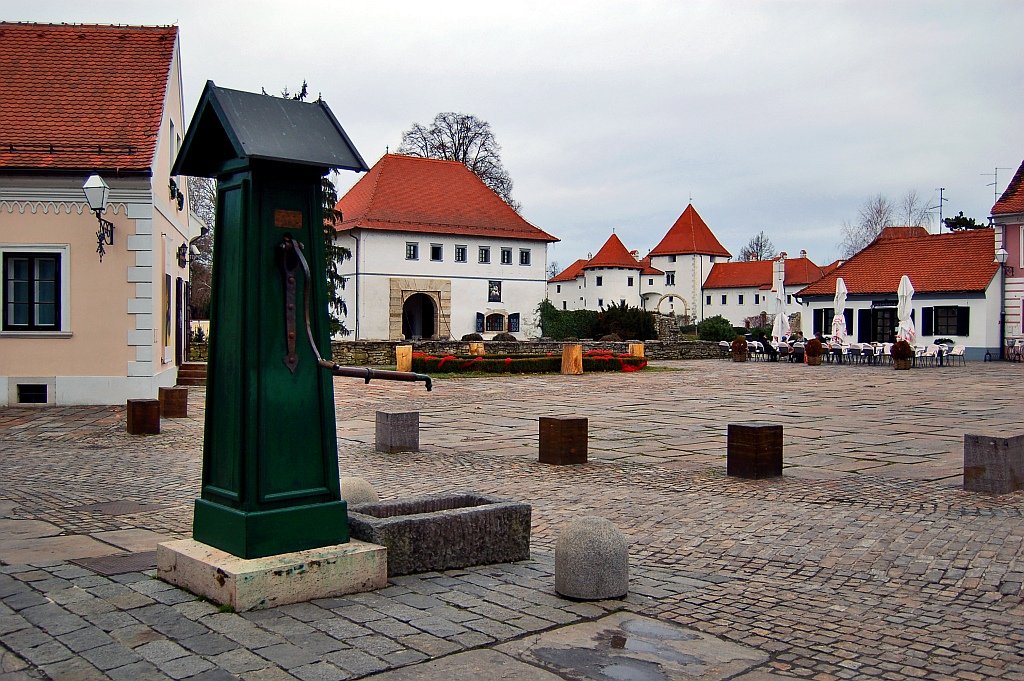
top-left (70, 501), bottom-right (169, 515)
top-left (71, 550), bottom-right (157, 576)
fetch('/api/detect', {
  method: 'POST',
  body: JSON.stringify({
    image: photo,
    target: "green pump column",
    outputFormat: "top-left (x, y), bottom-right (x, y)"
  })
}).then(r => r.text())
top-left (193, 163), bottom-right (347, 558)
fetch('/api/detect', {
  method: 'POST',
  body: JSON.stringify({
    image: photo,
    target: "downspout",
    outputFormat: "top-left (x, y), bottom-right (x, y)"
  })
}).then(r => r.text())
top-left (353, 230), bottom-right (360, 341)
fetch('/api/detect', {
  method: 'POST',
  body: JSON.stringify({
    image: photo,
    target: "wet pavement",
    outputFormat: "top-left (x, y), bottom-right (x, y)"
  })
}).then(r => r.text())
top-left (1, 358), bottom-right (1023, 680)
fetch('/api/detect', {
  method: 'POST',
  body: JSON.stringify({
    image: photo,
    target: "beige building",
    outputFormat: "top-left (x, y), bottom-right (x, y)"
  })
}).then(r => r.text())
top-left (0, 23), bottom-right (196, 405)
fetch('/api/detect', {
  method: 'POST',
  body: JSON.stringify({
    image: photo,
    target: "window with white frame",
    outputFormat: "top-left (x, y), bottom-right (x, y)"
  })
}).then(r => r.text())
top-left (405, 242), bottom-right (419, 260)
top-left (627, 276), bottom-right (634, 287)
top-left (721, 295), bottom-right (727, 304)
top-left (665, 271), bottom-right (675, 286)
top-left (596, 276), bottom-right (603, 286)
top-left (519, 249), bottom-right (531, 266)
top-left (2, 250), bottom-right (64, 332)
top-left (501, 247), bottom-right (513, 265)
top-left (479, 246), bottom-right (490, 264)
top-left (738, 294), bottom-right (744, 305)
top-left (455, 245), bottom-right (467, 263)
top-left (430, 244), bottom-right (443, 261)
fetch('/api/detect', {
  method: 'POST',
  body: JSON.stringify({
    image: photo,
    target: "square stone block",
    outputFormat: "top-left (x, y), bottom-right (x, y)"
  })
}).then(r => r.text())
top-left (159, 386), bottom-right (189, 418)
top-left (157, 538), bottom-right (387, 611)
top-left (539, 416), bottom-right (588, 464)
top-left (127, 399), bottom-right (160, 435)
top-left (376, 411), bottom-right (419, 452)
top-left (964, 433), bottom-right (1024, 494)
top-left (727, 422), bottom-right (783, 479)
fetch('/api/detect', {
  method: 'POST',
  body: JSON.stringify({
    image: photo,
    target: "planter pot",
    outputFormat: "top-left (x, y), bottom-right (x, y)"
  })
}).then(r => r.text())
top-left (731, 351), bottom-right (748, 362)
top-left (893, 358), bottom-right (912, 370)
top-left (806, 355), bottom-right (822, 366)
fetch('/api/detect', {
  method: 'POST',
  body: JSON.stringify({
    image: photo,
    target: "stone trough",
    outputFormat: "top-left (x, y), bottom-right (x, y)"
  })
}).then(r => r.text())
top-left (347, 492), bottom-right (531, 577)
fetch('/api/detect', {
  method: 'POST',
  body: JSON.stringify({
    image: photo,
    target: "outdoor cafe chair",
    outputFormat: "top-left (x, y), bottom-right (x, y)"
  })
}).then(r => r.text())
top-left (718, 340), bottom-right (730, 359)
top-left (881, 342), bottom-right (893, 365)
top-left (922, 344), bottom-right (941, 367)
top-left (849, 343), bottom-right (864, 364)
top-left (948, 344), bottom-right (966, 366)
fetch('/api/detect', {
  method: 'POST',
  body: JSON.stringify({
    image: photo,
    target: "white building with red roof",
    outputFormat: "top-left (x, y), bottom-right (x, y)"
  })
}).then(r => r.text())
top-left (0, 23), bottom-right (197, 405)
top-left (991, 159), bottom-right (1024, 347)
top-left (546, 234), bottom-right (664, 312)
top-left (335, 154), bottom-right (558, 340)
top-left (702, 251), bottom-right (825, 329)
top-left (797, 226), bottom-right (1001, 358)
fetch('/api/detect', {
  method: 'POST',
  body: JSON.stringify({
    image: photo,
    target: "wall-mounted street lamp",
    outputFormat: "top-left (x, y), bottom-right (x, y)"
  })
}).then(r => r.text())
top-left (83, 174), bottom-right (115, 262)
top-left (176, 226), bottom-right (211, 269)
top-left (995, 247), bottom-right (1011, 360)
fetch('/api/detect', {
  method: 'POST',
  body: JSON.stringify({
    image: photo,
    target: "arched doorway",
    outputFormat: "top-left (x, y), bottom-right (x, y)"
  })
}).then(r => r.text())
top-left (402, 293), bottom-right (436, 340)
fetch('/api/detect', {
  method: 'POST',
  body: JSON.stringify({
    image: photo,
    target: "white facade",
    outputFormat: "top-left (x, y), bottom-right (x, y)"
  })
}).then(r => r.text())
top-left (645, 253), bottom-right (720, 320)
top-left (548, 277), bottom-right (584, 311)
top-left (700, 287), bottom-right (776, 327)
top-left (338, 229), bottom-right (549, 340)
top-left (581, 266), bottom-right (643, 310)
top-left (798, 281), bottom-right (1001, 360)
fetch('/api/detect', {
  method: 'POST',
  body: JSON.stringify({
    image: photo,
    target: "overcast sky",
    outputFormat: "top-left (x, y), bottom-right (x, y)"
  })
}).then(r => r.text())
top-left (14, 1), bottom-right (1024, 269)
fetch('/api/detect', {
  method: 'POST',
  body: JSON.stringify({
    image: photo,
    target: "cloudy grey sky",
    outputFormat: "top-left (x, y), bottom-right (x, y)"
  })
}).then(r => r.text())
top-left (13, 1), bottom-right (1024, 268)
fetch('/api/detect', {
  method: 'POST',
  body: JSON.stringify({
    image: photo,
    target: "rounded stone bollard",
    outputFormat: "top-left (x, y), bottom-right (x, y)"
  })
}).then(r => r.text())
top-left (340, 477), bottom-right (379, 505)
top-left (555, 516), bottom-right (628, 600)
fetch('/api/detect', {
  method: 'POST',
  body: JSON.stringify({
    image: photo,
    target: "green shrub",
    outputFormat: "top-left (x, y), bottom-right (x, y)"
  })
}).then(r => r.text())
top-left (593, 302), bottom-right (657, 340)
top-left (492, 332), bottom-right (517, 341)
top-left (461, 333), bottom-right (483, 341)
top-left (697, 315), bottom-right (736, 342)
top-left (537, 300), bottom-right (598, 340)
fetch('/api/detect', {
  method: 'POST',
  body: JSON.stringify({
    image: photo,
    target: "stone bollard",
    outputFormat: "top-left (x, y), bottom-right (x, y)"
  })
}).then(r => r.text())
top-left (628, 342), bottom-right (645, 358)
top-left (468, 342), bottom-right (485, 357)
top-left (395, 345), bottom-right (413, 373)
top-left (727, 422), bottom-right (783, 479)
top-left (127, 399), bottom-right (161, 435)
top-left (376, 411), bottom-right (419, 453)
top-left (159, 386), bottom-right (189, 418)
top-left (340, 477), bottom-right (379, 505)
top-left (539, 416), bottom-right (588, 465)
top-left (964, 433), bottom-right (1024, 494)
top-left (561, 344), bottom-right (583, 375)
top-left (555, 516), bottom-right (628, 600)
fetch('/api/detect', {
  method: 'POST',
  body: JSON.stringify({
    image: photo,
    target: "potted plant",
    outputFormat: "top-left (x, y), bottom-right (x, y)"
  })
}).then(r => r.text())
top-left (731, 335), bottom-right (748, 362)
top-left (804, 337), bottom-right (824, 366)
top-left (891, 339), bottom-right (914, 370)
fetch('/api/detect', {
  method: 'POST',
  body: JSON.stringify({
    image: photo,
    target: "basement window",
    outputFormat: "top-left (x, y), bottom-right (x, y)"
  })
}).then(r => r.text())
top-left (16, 384), bottom-right (47, 404)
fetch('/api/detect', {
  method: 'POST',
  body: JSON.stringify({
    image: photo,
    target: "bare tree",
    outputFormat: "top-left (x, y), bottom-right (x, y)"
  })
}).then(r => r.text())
top-left (398, 112), bottom-right (520, 212)
top-left (838, 191), bottom-right (931, 258)
top-left (185, 176), bottom-right (216, 319)
top-left (547, 260), bottom-right (560, 279)
top-left (737, 230), bottom-right (778, 261)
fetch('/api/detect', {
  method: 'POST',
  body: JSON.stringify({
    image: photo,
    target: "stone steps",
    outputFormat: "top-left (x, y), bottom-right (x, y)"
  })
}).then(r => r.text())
top-left (177, 362), bottom-right (207, 386)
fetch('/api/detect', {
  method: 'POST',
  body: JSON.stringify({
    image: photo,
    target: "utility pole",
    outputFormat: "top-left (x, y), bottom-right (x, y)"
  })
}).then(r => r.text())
top-left (931, 187), bottom-right (947, 233)
top-left (982, 167), bottom-right (1013, 204)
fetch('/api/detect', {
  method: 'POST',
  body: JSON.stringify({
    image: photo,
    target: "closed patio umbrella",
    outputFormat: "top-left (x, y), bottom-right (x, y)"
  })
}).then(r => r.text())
top-left (831, 277), bottom-right (848, 343)
top-left (771, 287), bottom-right (790, 341)
top-left (895, 274), bottom-right (916, 343)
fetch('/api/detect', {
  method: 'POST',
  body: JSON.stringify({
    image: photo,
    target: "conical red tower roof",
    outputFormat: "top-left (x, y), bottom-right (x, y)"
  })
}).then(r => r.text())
top-left (649, 204), bottom-right (731, 257)
top-left (584, 233), bottom-right (643, 269)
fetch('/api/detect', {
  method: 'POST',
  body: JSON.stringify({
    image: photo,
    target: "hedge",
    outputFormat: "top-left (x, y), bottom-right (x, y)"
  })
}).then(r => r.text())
top-left (412, 350), bottom-right (647, 374)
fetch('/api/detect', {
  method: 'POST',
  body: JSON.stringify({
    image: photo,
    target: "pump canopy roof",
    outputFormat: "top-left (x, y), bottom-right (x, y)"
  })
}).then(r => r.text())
top-left (172, 81), bottom-right (368, 177)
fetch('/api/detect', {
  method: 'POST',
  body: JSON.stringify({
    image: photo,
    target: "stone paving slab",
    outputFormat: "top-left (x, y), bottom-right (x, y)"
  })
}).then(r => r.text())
top-left (1, 360), bottom-right (1024, 680)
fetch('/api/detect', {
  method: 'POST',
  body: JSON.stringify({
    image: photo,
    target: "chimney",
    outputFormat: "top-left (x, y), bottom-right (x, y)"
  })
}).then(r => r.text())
top-left (799, 249), bottom-right (807, 259)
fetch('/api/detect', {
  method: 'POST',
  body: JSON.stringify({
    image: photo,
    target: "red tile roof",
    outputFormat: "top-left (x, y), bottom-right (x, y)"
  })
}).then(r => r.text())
top-left (874, 225), bottom-right (930, 242)
top-left (336, 154), bottom-right (558, 242)
top-left (0, 22), bottom-right (177, 172)
top-left (799, 228), bottom-right (998, 296)
top-left (648, 204), bottom-right (731, 258)
top-left (549, 258), bottom-right (588, 283)
top-left (704, 256), bottom-right (824, 290)
top-left (992, 160), bottom-right (1024, 216)
top-left (821, 260), bottom-right (843, 276)
top-left (583, 233), bottom-right (643, 270)
top-left (638, 256), bottom-right (663, 276)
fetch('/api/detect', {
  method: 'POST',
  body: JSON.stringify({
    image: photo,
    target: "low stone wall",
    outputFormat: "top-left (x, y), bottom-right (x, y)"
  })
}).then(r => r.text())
top-left (329, 339), bottom-right (719, 365)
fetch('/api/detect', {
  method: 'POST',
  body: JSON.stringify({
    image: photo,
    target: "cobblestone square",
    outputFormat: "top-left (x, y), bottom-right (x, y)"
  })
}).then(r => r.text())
top-left (1, 359), bottom-right (1023, 679)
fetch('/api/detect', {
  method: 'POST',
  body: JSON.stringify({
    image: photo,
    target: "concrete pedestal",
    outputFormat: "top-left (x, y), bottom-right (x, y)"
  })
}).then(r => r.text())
top-left (159, 386), bottom-right (189, 418)
top-left (727, 422), bottom-right (783, 479)
top-left (127, 399), bottom-right (160, 435)
top-left (964, 433), bottom-right (1024, 494)
top-left (157, 538), bottom-right (387, 611)
top-left (539, 417), bottom-right (588, 465)
top-left (376, 411), bottom-right (420, 452)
